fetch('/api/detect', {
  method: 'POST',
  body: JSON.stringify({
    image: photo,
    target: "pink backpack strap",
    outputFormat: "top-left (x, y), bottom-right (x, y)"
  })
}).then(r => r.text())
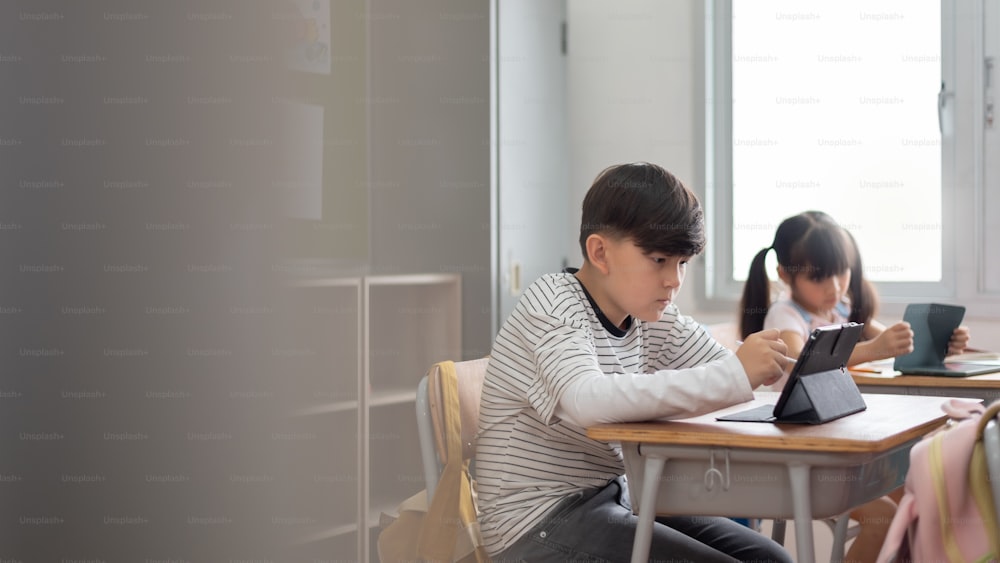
top-left (876, 493), bottom-right (917, 563)
top-left (940, 398), bottom-right (986, 419)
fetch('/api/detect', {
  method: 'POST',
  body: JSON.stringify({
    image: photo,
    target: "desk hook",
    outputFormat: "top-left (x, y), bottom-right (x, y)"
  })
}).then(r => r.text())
top-left (703, 449), bottom-right (731, 492)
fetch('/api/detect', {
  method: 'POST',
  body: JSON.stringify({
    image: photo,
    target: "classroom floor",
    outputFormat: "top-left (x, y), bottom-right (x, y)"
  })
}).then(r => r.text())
top-left (759, 518), bottom-right (846, 563)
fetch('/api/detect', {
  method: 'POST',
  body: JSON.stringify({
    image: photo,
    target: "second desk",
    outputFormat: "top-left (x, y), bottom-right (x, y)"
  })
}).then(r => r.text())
top-left (852, 371), bottom-right (1000, 403)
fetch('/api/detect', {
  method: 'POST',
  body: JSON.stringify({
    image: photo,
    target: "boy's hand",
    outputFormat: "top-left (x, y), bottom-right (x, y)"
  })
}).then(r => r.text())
top-left (948, 325), bottom-right (970, 356)
top-left (736, 329), bottom-right (795, 388)
top-left (869, 321), bottom-right (914, 360)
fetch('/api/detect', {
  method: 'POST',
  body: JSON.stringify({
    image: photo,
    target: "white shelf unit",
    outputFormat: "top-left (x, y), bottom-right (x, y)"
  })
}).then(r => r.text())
top-left (363, 273), bottom-right (462, 557)
top-left (281, 276), bottom-right (364, 562)
top-left (283, 273), bottom-right (461, 562)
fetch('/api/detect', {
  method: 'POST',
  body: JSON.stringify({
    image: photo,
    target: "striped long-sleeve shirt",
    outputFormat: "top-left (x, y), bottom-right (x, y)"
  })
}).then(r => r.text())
top-left (475, 271), bottom-right (753, 555)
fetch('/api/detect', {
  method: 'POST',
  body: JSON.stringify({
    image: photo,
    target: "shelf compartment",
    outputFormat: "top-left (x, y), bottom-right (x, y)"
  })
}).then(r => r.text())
top-left (365, 274), bottom-right (461, 395)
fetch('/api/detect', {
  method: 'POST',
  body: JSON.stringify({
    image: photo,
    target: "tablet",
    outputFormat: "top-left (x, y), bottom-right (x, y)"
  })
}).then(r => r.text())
top-left (893, 303), bottom-right (1000, 377)
top-left (718, 323), bottom-right (866, 424)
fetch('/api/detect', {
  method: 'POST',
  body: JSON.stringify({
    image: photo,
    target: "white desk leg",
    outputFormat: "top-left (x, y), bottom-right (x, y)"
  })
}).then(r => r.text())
top-left (828, 513), bottom-right (850, 563)
top-left (787, 463), bottom-right (815, 563)
top-left (631, 456), bottom-right (666, 563)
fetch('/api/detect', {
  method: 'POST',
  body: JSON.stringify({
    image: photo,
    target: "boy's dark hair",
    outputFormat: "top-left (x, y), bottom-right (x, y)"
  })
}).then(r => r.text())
top-left (578, 162), bottom-right (706, 260)
top-left (739, 210), bottom-right (877, 338)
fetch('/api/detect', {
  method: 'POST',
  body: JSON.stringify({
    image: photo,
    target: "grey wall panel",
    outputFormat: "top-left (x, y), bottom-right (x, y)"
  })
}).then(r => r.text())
top-left (0, 1), bottom-right (297, 560)
top-left (367, 0), bottom-right (493, 359)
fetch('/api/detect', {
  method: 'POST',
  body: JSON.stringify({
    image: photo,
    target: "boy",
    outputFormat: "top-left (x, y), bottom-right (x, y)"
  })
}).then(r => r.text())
top-left (476, 162), bottom-right (794, 562)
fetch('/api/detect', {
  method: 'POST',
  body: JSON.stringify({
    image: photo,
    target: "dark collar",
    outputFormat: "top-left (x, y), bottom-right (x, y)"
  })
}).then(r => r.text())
top-left (564, 267), bottom-right (632, 337)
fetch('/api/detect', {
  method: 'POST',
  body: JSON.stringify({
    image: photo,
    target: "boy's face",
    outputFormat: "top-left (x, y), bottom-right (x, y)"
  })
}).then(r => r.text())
top-left (601, 237), bottom-right (690, 324)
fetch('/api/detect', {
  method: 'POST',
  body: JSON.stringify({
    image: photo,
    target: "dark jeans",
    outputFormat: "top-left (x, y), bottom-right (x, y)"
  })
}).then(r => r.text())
top-left (492, 476), bottom-right (792, 563)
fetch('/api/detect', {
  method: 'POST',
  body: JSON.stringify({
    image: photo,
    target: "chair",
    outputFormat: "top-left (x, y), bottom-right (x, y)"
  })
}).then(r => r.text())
top-left (416, 357), bottom-right (489, 499)
top-left (379, 358), bottom-right (489, 563)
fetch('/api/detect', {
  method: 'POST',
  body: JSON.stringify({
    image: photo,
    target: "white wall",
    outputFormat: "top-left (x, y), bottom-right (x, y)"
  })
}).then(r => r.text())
top-left (497, 0), bottom-right (572, 328)
top-left (566, 0), bottom-right (700, 312)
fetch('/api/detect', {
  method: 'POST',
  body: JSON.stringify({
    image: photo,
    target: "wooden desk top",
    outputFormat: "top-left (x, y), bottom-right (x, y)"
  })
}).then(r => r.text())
top-left (852, 371), bottom-right (1000, 388)
top-left (586, 393), bottom-right (951, 453)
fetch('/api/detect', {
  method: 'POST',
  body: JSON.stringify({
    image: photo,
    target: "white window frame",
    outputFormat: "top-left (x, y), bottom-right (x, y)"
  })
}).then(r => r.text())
top-left (695, 0), bottom-right (1000, 319)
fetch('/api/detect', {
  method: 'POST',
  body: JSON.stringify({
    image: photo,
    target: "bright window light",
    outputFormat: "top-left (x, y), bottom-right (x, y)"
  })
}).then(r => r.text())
top-left (731, 1), bottom-right (941, 282)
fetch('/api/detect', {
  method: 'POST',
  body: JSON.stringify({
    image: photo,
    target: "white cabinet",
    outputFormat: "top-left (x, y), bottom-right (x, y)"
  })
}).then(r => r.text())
top-left (283, 273), bottom-right (461, 562)
top-left (363, 274), bottom-right (462, 555)
top-left (278, 276), bottom-right (363, 562)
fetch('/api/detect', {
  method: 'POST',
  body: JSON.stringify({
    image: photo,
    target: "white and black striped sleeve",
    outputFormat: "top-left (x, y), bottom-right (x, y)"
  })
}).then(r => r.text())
top-left (517, 307), bottom-right (606, 426)
top-left (554, 354), bottom-right (753, 427)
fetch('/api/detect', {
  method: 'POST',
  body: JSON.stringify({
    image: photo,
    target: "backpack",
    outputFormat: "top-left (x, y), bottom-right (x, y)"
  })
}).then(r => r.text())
top-left (877, 399), bottom-right (1000, 562)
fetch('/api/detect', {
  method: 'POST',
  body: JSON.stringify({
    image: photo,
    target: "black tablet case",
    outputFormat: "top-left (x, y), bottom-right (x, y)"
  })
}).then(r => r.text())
top-left (718, 323), bottom-right (866, 424)
top-left (893, 303), bottom-right (967, 375)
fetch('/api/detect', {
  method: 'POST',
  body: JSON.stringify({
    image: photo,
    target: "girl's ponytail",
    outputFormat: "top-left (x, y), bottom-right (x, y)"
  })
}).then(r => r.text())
top-left (845, 230), bottom-right (877, 325)
top-left (739, 246), bottom-right (773, 339)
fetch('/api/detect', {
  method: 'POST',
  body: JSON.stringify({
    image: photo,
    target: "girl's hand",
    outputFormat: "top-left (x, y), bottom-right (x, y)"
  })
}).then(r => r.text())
top-left (869, 321), bottom-right (914, 360)
top-left (948, 326), bottom-right (970, 356)
top-left (736, 329), bottom-right (796, 388)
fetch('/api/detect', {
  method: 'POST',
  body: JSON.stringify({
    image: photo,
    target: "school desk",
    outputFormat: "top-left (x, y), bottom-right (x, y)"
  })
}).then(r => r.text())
top-left (586, 393), bottom-right (953, 563)
top-left (852, 371), bottom-right (1000, 403)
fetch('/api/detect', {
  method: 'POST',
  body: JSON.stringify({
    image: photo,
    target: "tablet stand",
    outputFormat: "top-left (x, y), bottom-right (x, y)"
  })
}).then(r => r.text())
top-left (780, 368), bottom-right (867, 424)
top-left (717, 323), bottom-right (867, 424)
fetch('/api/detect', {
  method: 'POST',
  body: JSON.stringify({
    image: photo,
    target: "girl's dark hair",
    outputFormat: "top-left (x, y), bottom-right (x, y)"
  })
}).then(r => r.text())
top-left (739, 210), bottom-right (877, 338)
top-left (578, 162), bottom-right (705, 259)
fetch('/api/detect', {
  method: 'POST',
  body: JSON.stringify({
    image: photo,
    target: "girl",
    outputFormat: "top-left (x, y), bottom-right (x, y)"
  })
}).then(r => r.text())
top-left (741, 210), bottom-right (970, 382)
top-left (739, 210), bottom-right (970, 562)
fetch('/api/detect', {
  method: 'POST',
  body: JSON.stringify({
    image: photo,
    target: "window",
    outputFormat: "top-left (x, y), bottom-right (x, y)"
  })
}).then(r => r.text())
top-left (703, 0), bottom-right (1000, 315)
